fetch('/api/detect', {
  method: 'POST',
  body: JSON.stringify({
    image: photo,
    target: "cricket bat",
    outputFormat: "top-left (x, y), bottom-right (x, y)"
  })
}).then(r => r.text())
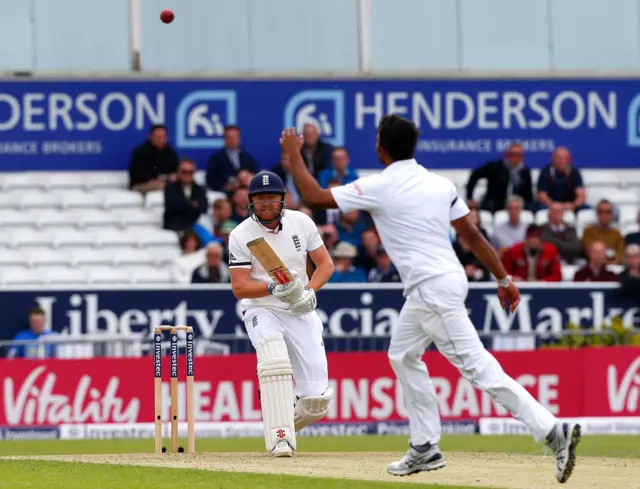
top-left (246, 237), bottom-right (296, 286)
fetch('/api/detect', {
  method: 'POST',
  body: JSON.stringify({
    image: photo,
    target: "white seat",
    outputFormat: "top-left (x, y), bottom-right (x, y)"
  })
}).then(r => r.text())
top-left (582, 172), bottom-right (621, 187)
top-left (44, 266), bottom-right (88, 285)
top-left (561, 264), bottom-right (578, 281)
top-left (0, 192), bottom-right (21, 209)
top-left (145, 190), bottom-right (164, 208)
top-left (36, 210), bottom-right (79, 228)
top-left (136, 228), bottom-right (178, 247)
top-left (153, 247), bottom-right (181, 264)
top-left (20, 193), bottom-right (61, 209)
top-left (588, 187), bottom-right (639, 206)
top-left (70, 248), bottom-right (114, 266)
top-left (28, 249), bottom-right (72, 267)
top-left (53, 229), bottom-right (95, 248)
top-left (207, 190), bottom-right (227, 205)
top-left (608, 264), bottom-right (624, 275)
top-left (76, 210), bottom-right (120, 228)
top-left (118, 209), bottom-right (161, 227)
top-left (103, 191), bottom-right (144, 210)
top-left (84, 172), bottom-right (128, 190)
top-left (88, 267), bottom-right (133, 284)
top-left (11, 229), bottom-right (53, 248)
top-left (0, 249), bottom-right (30, 267)
top-left (535, 209), bottom-right (576, 226)
top-left (618, 205), bottom-right (638, 227)
top-left (0, 267), bottom-right (47, 285)
top-left (131, 267), bottom-right (172, 284)
top-left (0, 209), bottom-right (35, 228)
top-left (493, 210), bottom-right (534, 226)
top-left (623, 224), bottom-right (639, 236)
top-left (478, 210), bottom-right (493, 228)
top-left (60, 192), bottom-right (104, 209)
top-left (1, 172), bottom-right (49, 191)
top-left (576, 209), bottom-right (597, 232)
top-left (113, 248), bottom-right (158, 266)
top-left (45, 173), bottom-right (87, 191)
top-left (521, 210), bottom-right (534, 225)
top-left (94, 228), bottom-right (139, 248)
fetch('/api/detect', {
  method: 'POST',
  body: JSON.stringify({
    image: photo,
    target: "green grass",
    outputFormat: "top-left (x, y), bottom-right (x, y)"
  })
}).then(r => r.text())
top-left (0, 435), bottom-right (637, 458)
top-left (1, 461), bottom-right (475, 489)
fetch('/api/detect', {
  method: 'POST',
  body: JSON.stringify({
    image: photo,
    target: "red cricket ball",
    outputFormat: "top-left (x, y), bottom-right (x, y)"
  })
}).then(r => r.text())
top-left (160, 10), bottom-right (174, 24)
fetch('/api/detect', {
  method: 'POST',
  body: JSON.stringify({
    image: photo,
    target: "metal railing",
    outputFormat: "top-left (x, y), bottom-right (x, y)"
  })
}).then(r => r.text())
top-left (0, 328), bottom-right (636, 359)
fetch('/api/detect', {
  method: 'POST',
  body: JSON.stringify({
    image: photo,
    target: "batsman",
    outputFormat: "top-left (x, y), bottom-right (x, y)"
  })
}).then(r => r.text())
top-left (227, 171), bottom-right (335, 457)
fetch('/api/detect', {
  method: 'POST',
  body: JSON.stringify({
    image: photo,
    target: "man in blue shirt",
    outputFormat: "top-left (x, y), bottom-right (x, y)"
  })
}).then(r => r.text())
top-left (536, 147), bottom-right (587, 212)
top-left (8, 306), bottom-right (56, 359)
top-left (317, 147), bottom-right (359, 189)
top-left (328, 242), bottom-right (367, 282)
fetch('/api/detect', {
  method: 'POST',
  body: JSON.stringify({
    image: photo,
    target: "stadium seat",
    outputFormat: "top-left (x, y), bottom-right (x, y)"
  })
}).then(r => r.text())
top-left (588, 187), bottom-right (639, 206)
top-left (145, 190), bottom-right (164, 208)
top-left (581, 171), bottom-right (621, 187)
top-left (0, 172), bottom-right (50, 191)
top-left (494, 210), bottom-right (534, 227)
top-left (622, 224), bottom-right (639, 236)
top-left (28, 249), bottom-right (73, 267)
top-left (60, 191), bottom-right (104, 209)
top-left (0, 250), bottom-right (30, 267)
top-left (207, 190), bottom-right (227, 205)
top-left (153, 247), bottom-right (181, 264)
top-left (535, 209), bottom-right (576, 226)
top-left (561, 265), bottom-right (578, 281)
top-left (618, 205), bottom-right (639, 227)
top-left (479, 210), bottom-right (493, 228)
top-left (103, 191), bottom-right (144, 210)
top-left (0, 267), bottom-right (47, 286)
top-left (45, 173), bottom-right (88, 191)
top-left (576, 209), bottom-right (597, 235)
top-left (0, 192), bottom-right (21, 209)
top-left (136, 229), bottom-right (178, 247)
top-left (53, 230), bottom-right (96, 248)
top-left (75, 210), bottom-right (121, 228)
top-left (36, 210), bottom-right (79, 228)
top-left (0, 209), bottom-right (34, 228)
top-left (70, 248), bottom-right (115, 267)
top-left (44, 266), bottom-right (88, 285)
top-left (118, 209), bottom-right (161, 227)
top-left (94, 228), bottom-right (139, 248)
top-left (608, 264), bottom-right (624, 275)
top-left (84, 172), bottom-right (128, 190)
top-left (20, 192), bottom-right (61, 209)
top-left (113, 248), bottom-right (158, 266)
top-left (131, 267), bottom-right (173, 284)
top-left (11, 229), bottom-right (53, 248)
top-left (88, 267), bottom-right (133, 284)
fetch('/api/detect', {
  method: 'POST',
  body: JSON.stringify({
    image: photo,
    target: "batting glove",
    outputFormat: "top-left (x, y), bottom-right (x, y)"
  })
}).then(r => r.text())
top-left (289, 288), bottom-right (317, 315)
top-left (269, 271), bottom-right (304, 304)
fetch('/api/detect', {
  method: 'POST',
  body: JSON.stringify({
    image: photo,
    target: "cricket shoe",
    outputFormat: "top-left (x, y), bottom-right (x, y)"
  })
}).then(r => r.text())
top-left (270, 440), bottom-right (294, 458)
top-left (387, 443), bottom-right (445, 476)
top-left (546, 421), bottom-right (581, 483)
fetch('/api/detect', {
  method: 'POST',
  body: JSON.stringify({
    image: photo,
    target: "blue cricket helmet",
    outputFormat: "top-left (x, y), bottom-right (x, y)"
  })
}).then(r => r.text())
top-left (248, 171), bottom-right (286, 225)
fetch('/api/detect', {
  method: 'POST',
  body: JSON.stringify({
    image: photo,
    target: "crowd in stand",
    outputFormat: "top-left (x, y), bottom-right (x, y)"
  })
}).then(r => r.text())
top-left (127, 125), bottom-right (640, 296)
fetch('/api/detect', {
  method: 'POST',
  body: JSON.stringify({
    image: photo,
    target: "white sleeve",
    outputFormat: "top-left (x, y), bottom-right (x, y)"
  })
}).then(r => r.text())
top-left (302, 215), bottom-right (324, 252)
top-left (449, 186), bottom-right (470, 221)
top-left (330, 176), bottom-right (382, 213)
top-left (227, 233), bottom-right (252, 269)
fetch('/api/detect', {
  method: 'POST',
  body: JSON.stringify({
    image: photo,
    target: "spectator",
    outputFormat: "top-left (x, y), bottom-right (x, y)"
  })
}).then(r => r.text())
top-left (617, 244), bottom-right (640, 304)
top-left (467, 207), bottom-right (490, 241)
top-left (128, 124), bottom-right (178, 194)
top-left (219, 220), bottom-right (239, 263)
top-left (301, 123), bottom-right (332, 177)
top-left (624, 211), bottom-right (640, 246)
top-left (540, 202), bottom-right (583, 264)
top-left (8, 307), bottom-right (56, 359)
top-left (163, 159), bottom-right (208, 232)
top-left (328, 242), bottom-right (367, 282)
top-left (466, 142), bottom-right (533, 212)
top-left (336, 211), bottom-right (366, 246)
top-left (454, 232), bottom-right (490, 282)
top-left (271, 152), bottom-right (302, 207)
top-left (502, 224), bottom-right (562, 282)
top-left (573, 241), bottom-right (619, 282)
top-left (194, 198), bottom-right (230, 246)
top-left (355, 228), bottom-right (381, 274)
top-left (230, 187), bottom-right (250, 222)
top-left (492, 195), bottom-right (528, 252)
top-left (206, 125), bottom-right (259, 192)
top-left (318, 224), bottom-right (339, 255)
top-left (317, 147), bottom-right (359, 189)
top-left (171, 229), bottom-right (205, 283)
top-left (313, 180), bottom-right (342, 226)
top-left (191, 242), bottom-right (229, 283)
top-left (582, 199), bottom-right (625, 264)
top-left (367, 245), bottom-right (401, 283)
top-left (536, 147), bottom-right (587, 212)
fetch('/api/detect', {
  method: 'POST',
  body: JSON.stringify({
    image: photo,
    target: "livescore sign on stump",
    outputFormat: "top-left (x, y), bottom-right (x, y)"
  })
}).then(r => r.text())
top-left (154, 325), bottom-right (195, 455)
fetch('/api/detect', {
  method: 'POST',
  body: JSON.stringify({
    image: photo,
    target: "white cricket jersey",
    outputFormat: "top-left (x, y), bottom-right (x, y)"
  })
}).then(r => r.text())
top-left (330, 158), bottom-right (469, 295)
top-left (228, 210), bottom-right (324, 312)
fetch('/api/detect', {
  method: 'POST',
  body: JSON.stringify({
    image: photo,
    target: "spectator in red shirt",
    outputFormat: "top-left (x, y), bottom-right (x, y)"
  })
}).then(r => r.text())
top-left (573, 241), bottom-right (619, 282)
top-left (502, 224), bottom-right (562, 282)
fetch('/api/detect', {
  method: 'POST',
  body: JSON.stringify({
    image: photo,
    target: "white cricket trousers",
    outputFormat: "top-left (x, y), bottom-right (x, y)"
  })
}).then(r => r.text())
top-left (243, 307), bottom-right (329, 398)
top-left (388, 272), bottom-right (557, 445)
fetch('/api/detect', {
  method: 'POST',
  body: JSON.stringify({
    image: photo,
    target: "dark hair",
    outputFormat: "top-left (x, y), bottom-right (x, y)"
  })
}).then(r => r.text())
top-left (224, 125), bottom-right (240, 134)
top-left (332, 146), bottom-right (349, 156)
top-left (526, 224), bottom-right (543, 238)
top-left (179, 157), bottom-right (196, 168)
top-left (377, 115), bottom-right (419, 161)
top-left (597, 199), bottom-right (612, 208)
top-left (28, 306), bottom-right (45, 317)
top-left (179, 229), bottom-right (202, 251)
top-left (150, 124), bottom-right (167, 134)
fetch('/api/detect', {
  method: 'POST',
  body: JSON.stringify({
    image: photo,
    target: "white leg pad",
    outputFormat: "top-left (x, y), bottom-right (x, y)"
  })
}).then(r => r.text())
top-left (256, 335), bottom-right (296, 454)
top-left (294, 387), bottom-right (333, 432)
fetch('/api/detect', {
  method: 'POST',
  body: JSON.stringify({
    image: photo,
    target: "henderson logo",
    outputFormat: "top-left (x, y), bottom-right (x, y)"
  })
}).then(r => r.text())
top-left (28, 290), bottom-right (639, 340)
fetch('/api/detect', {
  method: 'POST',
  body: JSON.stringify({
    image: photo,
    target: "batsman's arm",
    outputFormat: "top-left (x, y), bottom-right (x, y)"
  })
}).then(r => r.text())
top-left (229, 268), bottom-right (270, 299)
top-left (451, 215), bottom-right (509, 281)
top-left (306, 245), bottom-right (334, 292)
